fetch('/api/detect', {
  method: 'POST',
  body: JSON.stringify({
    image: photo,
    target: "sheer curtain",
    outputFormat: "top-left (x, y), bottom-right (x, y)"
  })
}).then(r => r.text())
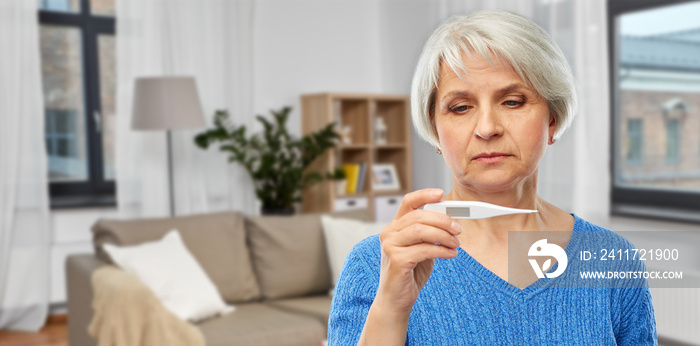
top-left (432, 0), bottom-right (611, 224)
top-left (0, 0), bottom-right (51, 331)
top-left (116, 0), bottom-right (257, 218)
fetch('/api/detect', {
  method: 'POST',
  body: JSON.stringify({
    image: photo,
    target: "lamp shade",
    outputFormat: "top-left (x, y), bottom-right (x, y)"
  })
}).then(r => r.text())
top-left (131, 76), bottom-right (205, 130)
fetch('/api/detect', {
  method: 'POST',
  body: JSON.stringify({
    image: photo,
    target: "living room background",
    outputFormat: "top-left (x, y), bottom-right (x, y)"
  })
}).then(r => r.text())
top-left (48, 0), bottom-right (441, 311)
top-left (1, 0), bottom-right (698, 343)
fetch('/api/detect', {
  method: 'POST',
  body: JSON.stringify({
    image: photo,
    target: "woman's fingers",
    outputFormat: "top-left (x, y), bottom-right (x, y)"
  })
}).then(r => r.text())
top-left (391, 209), bottom-right (463, 236)
top-left (385, 223), bottom-right (461, 249)
top-left (390, 243), bottom-right (459, 265)
top-left (394, 188), bottom-right (444, 219)
top-left (380, 188), bottom-right (464, 259)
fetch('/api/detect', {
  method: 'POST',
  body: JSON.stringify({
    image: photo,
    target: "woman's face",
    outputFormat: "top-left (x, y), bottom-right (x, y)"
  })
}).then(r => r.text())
top-left (433, 53), bottom-right (555, 193)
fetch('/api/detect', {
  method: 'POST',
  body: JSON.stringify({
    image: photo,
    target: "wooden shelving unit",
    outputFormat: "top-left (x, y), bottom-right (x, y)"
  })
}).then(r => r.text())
top-left (301, 93), bottom-right (412, 221)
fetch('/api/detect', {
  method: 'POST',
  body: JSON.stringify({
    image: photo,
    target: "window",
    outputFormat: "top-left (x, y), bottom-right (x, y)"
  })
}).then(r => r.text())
top-left (626, 119), bottom-right (643, 164)
top-left (609, 0), bottom-right (700, 221)
top-left (666, 118), bottom-right (680, 163)
top-left (39, 0), bottom-right (116, 207)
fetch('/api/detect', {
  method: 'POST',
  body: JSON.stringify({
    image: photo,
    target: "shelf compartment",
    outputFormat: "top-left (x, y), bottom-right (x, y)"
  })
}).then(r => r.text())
top-left (375, 148), bottom-right (408, 191)
top-left (338, 148), bottom-right (370, 194)
top-left (375, 100), bottom-right (408, 144)
top-left (335, 99), bottom-right (371, 145)
top-left (338, 148), bottom-right (370, 165)
top-left (302, 93), bottom-right (412, 220)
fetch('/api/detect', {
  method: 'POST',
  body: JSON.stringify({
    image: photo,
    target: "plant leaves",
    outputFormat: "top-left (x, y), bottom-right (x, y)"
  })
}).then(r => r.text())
top-left (193, 106), bottom-right (340, 210)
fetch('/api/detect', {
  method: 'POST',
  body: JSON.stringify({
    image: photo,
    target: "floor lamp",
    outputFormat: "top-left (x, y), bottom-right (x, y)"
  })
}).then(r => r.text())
top-left (131, 76), bottom-right (205, 216)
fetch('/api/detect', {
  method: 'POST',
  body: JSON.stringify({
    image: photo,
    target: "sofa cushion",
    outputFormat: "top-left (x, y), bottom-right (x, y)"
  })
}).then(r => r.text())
top-left (103, 231), bottom-right (235, 322)
top-left (92, 211), bottom-right (261, 304)
top-left (266, 296), bottom-right (333, 333)
top-left (196, 303), bottom-right (325, 346)
top-left (246, 213), bottom-right (331, 300)
top-left (321, 215), bottom-right (384, 294)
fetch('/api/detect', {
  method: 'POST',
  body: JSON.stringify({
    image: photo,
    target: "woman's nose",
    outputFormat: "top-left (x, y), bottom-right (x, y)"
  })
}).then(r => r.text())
top-left (474, 106), bottom-right (503, 140)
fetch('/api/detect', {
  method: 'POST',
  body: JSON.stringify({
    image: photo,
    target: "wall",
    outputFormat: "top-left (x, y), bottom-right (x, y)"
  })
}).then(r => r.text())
top-left (376, 0), bottom-right (453, 192)
top-left (249, 0), bottom-right (455, 191)
top-left (252, 0), bottom-right (382, 137)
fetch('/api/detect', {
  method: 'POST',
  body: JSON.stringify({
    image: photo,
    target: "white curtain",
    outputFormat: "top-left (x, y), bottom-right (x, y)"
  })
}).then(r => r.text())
top-left (116, 0), bottom-right (257, 218)
top-left (0, 0), bottom-right (51, 331)
top-left (432, 0), bottom-right (611, 224)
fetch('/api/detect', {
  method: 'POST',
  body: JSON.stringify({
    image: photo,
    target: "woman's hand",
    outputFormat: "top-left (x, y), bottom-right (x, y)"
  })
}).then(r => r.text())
top-left (358, 188), bottom-right (463, 345)
top-left (377, 188), bottom-right (462, 312)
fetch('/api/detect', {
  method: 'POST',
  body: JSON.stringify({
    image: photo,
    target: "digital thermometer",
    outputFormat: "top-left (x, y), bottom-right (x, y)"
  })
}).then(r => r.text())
top-left (423, 201), bottom-right (537, 219)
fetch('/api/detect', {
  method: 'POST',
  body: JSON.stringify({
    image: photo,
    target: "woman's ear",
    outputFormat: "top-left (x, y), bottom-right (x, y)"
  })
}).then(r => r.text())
top-left (548, 115), bottom-right (557, 144)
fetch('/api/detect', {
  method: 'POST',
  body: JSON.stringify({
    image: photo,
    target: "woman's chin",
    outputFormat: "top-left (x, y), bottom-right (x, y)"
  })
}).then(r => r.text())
top-left (460, 175), bottom-right (527, 193)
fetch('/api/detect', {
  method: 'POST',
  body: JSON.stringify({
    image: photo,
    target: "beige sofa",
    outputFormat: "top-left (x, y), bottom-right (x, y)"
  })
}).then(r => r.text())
top-left (66, 209), bottom-right (367, 346)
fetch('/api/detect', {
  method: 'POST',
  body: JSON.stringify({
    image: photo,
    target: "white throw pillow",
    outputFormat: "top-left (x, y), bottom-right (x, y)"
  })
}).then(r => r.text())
top-left (321, 216), bottom-right (385, 294)
top-left (103, 230), bottom-right (234, 322)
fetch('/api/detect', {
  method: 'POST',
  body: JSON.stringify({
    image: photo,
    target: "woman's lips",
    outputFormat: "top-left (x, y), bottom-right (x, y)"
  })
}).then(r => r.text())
top-left (472, 152), bottom-right (511, 164)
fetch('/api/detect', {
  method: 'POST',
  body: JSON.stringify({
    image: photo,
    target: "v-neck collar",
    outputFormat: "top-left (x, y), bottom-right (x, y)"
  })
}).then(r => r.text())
top-left (453, 213), bottom-right (583, 296)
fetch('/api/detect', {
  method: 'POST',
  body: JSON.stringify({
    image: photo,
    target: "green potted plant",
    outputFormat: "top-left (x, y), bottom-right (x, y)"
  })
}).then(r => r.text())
top-left (194, 106), bottom-right (342, 215)
top-left (330, 166), bottom-right (347, 195)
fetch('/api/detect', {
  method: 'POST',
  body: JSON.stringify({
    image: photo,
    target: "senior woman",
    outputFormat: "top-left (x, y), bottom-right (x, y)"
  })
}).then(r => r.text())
top-left (328, 10), bottom-right (656, 345)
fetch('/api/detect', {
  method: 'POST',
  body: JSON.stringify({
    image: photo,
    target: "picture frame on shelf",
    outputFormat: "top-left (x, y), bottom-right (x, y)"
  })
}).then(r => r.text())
top-left (371, 164), bottom-right (400, 191)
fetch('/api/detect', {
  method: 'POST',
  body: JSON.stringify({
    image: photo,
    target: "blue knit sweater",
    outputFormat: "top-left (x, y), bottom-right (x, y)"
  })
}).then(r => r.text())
top-left (328, 214), bottom-right (657, 345)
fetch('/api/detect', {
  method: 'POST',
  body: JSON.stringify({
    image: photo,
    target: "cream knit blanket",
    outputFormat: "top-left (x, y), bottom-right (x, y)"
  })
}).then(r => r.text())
top-left (88, 265), bottom-right (205, 346)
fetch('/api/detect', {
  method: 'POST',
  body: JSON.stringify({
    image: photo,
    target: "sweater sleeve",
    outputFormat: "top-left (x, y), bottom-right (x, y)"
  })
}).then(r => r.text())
top-left (614, 285), bottom-right (657, 345)
top-left (614, 252), bottom-right (658, 345)
top-left (327, 236), bottom-right (381, 346)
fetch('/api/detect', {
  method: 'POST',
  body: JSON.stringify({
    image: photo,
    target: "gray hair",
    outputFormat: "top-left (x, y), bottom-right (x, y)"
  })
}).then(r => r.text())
top-left (411, 10), bottom-right (577, 147)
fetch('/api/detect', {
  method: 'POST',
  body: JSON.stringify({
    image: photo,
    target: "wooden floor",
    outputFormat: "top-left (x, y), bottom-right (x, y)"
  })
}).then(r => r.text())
top-left (0, 315), bottom-right (68, 346)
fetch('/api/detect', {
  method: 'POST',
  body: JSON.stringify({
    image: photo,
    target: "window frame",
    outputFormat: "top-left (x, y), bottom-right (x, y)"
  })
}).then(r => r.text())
top-left (608, 0), bottom-right (700, 222)
top-left (39, 0), bottom-right (116, 208)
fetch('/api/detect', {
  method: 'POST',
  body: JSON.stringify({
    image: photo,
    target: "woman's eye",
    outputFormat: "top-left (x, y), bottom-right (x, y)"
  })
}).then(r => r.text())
top-left (449, 105), bottom-right (470, 113)
top-left (504, 100), bottom-right (523, 107)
